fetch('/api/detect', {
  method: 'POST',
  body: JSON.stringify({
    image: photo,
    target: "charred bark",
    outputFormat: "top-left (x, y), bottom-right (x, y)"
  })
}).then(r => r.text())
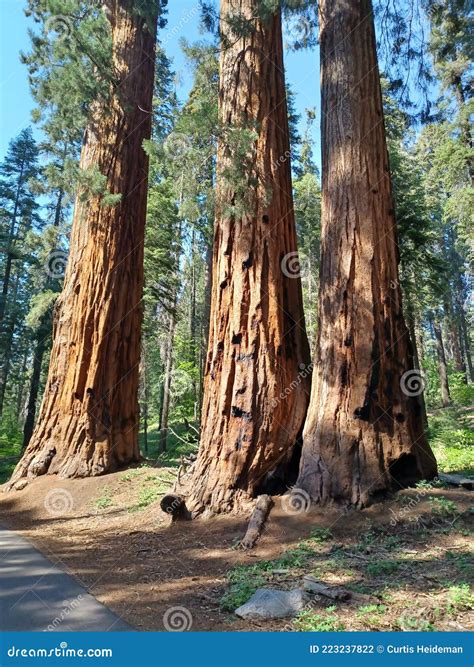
top-left (188, 0), bottom-right (311, 514)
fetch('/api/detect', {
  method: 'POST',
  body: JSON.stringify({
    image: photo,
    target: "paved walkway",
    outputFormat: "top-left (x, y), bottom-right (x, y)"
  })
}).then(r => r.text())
top-left (0, 528), bottom-right (131, 631)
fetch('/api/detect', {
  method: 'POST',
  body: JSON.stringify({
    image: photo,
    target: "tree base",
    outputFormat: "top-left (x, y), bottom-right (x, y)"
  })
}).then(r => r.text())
top-left (6, 418), bottom-right (140, 491)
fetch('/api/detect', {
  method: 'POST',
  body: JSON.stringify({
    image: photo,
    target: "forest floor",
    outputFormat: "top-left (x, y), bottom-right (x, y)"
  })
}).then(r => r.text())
top-left (0, 406), bottom-right (473, 632)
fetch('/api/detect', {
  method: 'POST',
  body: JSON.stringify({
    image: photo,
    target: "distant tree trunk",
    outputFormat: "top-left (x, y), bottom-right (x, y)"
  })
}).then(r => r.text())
top-left (140, 344), bottom-right (149, 456)
top-left (199, 239), bottom-right (213, 416)
top-left (405, 295), bottom-right (428, 430)
top-left (15, 348), bottom-right (29, 422)
top-left (159, 311), bottom-right (176, 453)
top-left (297, 0), bottom-right (437, 507)
top-left (459, 312), bottom-right (473, 383)
top-left (188, 0), bottom-right (311, 514)
top-left (0, 273), bottom-right (20, 417)
top-left (0, 162), bottom-right (24, 329)
top-left (456, 291), bottom-right (473, 383)
top-left (22, 333), bottom-right (47, 450)
top-left (453, 76), bottom-right (473, 186)
top-left (432, 318), bottom-right (451, 407)
top-left (445, 301), bottom-right (466, 379)
top-left (9, 1), bottom-right (158, 486)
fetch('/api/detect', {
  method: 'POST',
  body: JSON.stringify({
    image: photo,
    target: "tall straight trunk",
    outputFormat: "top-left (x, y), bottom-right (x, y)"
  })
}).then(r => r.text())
top-left (405, 294), bottom-right (428, 430)
top-left (0, 273), bottom-right (20, 417)
top-left (15, 347), bottom-right (29, 422)
top-left (188, 0), bottom-right (311, 514)
top-left (22, 333), bottom-right (47, 450)
top-left (432, 319), bottom-right (451, 407)
top-left (139, 344), bottom-right (149, 456)
top-left (9, 1), bottom-right (157, 487)
top-left (456, 284), bottom-right (473, 382)
top-left (0, 161), bottom-right (24, 329)
top-left (445, 305), bottom-right (466, 378)
top-left (159, 311), bottom-right (176, 453)
top-left (199, 239), bottom-right (213, 416)
top-left (297, 0), bottom-right (436, 507)
top-left (453, 77), bottom-right (473, 186)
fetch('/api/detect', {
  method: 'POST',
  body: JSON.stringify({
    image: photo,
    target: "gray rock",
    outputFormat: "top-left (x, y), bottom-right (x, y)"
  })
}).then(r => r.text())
top-left (235, 588), bottom-right (308, 619)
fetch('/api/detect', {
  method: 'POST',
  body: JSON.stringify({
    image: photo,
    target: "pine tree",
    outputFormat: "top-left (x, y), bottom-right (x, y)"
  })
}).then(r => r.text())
top-left (0, 128), bottom-right (40, 330)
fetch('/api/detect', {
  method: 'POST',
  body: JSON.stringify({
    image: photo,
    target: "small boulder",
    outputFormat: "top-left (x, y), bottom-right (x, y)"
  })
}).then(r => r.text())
top-left (14, 479), bottom-right (28, 491)
top-left (235, 588), bottom-right (308, 620)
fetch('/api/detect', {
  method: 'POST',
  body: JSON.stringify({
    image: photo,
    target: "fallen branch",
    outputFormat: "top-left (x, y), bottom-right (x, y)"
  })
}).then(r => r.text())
top-left (240, 494), bottom-right (273, 549)
top-left (438, 473), bottom-right (474, 490)
top-left (303, 575), bottom-right (351, 601)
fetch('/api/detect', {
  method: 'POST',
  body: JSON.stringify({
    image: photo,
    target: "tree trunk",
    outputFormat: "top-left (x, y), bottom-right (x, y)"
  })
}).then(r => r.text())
top-left (432, 318), bottom-right (451, 407)
top-left (8, 0), bottom-right (157, 486)
top-left (0, 160), bottom-right (24, 329)
top-left (139, 343), bottom-right (149, 456)
top-left (22, 332), bottom-right (47, 450)
top-left (187, 0), bottom-right (311, 514)
top-left (446, 304), bottom-right (466, 379)
top-left (296, 0), bottom-right (437, 507)
top-left (0, 273), bottom-right (20, 417)
top-left (199, 238), bottom-right (213, 417)
top-left (15, 347), bottom-right (29, 423)
top-left (405, 294), bottom-right (428, 430)
top-left (159, 311), bottom-right (176, 453)
top-left (456, 287), bottom-right (473, 382)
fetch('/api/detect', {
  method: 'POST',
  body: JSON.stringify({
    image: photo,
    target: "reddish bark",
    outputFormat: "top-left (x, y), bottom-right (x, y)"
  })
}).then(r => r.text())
top-left (296, 0), bottom-right (437, 507)
top-left (9, 0), bottom-right (157, 485)
top-left (188, 0), bottom-right (311, 514)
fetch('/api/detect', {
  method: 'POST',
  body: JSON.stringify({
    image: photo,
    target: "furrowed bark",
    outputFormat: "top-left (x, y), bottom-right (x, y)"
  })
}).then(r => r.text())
top-left (188, 0), bottom-right (311, 514)
top-left (8, 0), bottom-right (157, 486)
top-left (297, 0), bottom-right (437, 507)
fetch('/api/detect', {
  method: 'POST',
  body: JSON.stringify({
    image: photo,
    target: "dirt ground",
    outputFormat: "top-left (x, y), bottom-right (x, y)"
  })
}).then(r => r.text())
top-left (1, 465), bottom-right (473, 632)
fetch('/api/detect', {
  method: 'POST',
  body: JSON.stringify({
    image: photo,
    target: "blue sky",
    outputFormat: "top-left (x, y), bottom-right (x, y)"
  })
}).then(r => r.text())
top-left (0, 0), bottom-right (321, 164)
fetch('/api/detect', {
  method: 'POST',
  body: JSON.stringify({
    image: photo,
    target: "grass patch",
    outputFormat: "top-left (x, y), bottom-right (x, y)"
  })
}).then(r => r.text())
top-left (294, 606), bottom-right (345, 632)
top-left (428, 496), bottom-right (459, 517)
top-left (428, 407), bottom-right (474, 476)
top-left (95, 486), bottom-right (113, 510)
top-left (446, 584), bottom-right (474, 612)
top-left (220, 565), bottom-right (268, 611)
top-left (0, 422), bottom-right (22, 484)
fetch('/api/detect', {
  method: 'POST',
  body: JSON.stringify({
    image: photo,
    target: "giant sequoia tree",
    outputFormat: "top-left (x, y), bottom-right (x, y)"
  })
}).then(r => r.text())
top-left (8, 0), bottom-right (158, 486)
top-left (187, 0), bottom-right (311, 514)
top-left (296, 0), bottom-right (437, 506)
